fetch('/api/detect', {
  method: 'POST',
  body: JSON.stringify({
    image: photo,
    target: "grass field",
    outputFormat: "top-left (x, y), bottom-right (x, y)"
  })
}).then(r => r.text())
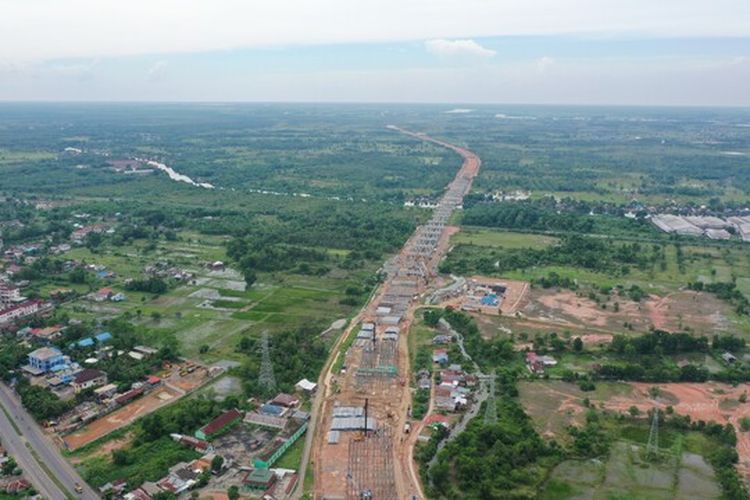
top-left (447, 226), bottom-right (750, 308)
top-left (0, 148), bottom-right (56, 165)
top-left (450, 227), bottom-right (558, 249)
top-left (275, 434), bottom-right (305, 470)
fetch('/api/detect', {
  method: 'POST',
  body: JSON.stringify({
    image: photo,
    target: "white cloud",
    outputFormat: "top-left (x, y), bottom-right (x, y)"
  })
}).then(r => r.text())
top-left (425, 39), bottom-right (496, 58)
top-left (147, 60), bottom-right (168, 81)
top-left (48, 59), bottom-right (100, 81)
top-left (0, 0), bottom-right (748, 63)
top-left (6, 55), bottom-right (746, 106)
top-left (536, 56), bottom-right (554, 74)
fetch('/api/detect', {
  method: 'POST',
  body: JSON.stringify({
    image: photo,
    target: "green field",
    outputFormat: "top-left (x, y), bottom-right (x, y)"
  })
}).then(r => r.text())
top-left (447, 227), bottom-right (750, 297)
top-left (0, 148), bottom-right (56, 165)
top-left (275, 434), bottom-right (305, 470)
top-left (451, 227), bottom-right (558, 249)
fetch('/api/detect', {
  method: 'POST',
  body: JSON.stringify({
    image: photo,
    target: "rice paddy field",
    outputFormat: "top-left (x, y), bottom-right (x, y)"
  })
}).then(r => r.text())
top-left (542, 441), bottom-right (721, 500)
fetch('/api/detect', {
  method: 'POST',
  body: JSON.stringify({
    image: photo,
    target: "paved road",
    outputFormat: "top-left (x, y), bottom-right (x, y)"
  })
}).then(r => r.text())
top-left (0, 383), bottom-right (98, 499)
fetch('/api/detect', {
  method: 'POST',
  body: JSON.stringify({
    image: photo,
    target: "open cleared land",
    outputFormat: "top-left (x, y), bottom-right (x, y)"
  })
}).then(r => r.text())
top-left (472, 285), bottom-right (740, 344)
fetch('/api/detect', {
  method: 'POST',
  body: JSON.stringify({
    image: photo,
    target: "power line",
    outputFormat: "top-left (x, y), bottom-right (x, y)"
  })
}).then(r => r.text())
top-left (647, 407), bottom-right (659, 458)
top-left (484, 372), bottom-right (497, 425)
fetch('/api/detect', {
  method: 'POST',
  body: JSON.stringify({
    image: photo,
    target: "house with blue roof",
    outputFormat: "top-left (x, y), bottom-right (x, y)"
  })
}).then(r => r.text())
top-left (77, 337), bottom-right (95, 348)
top-left (70, 332), bottom-right (112, 350)
top-left (27, 347), bottom-right (65, 373)
top-left (480, 293), bottom-right (499, 306)
top-left (259, 404), bottom-right (286, 417)
top-left (95, 332), bottom-right (113, 343)
top-left (50, 363), bottom-right (78, 384)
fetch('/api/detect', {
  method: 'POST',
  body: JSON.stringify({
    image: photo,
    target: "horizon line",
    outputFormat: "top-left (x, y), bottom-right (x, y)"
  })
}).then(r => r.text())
top-left (0, 100), bottom-right (749, 109)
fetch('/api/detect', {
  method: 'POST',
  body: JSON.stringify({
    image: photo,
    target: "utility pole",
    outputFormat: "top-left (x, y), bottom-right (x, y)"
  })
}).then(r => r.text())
top-left (363, 398), bottom-right (369, 437)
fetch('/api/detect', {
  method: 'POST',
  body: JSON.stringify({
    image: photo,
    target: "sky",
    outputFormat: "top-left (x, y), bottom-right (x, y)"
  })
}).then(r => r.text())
top-left (0, 0), bottom-right (749, 105)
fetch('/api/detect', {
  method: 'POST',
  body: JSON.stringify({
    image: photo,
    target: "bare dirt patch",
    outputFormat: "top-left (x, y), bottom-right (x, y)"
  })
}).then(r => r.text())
top-left (605, 382), bottom-right (750, 473)
top-left (520, 288), bottom-right (733, 334)
top-left (575, 333), bottom-right (614, 346)
top-left (519, 380), bottom-right (634, 438)
top-left (63, 385), bottom-right (182, 451)
top-left (68, 432), bottom-right (133, 464)
top-left (62, 363), bottom-right (211, 451)
top-left (521, 380), bottom-right (750, 476)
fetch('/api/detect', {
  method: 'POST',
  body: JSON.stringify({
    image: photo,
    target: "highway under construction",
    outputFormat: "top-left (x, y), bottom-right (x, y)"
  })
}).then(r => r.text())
top-left (310, 126), bottom-right (481, 500)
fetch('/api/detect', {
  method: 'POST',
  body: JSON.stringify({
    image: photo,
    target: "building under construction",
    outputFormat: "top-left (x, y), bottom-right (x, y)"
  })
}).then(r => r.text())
top-left (316, 128), bottom-right (482, 500)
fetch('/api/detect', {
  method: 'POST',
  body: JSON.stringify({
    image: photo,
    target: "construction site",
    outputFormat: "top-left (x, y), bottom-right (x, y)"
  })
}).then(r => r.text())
top-left (312, 127), bottom-right (481, 499)
top-left (428, 275), bottom-right (530, 316)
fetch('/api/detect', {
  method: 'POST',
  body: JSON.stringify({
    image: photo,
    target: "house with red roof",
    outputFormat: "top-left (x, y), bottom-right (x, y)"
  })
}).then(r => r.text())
top-left (195, 408), bottom-right (242, 440)
top-left (424, 414), bottom-right (452, 429)
top-left (270, 393), bottom-right (299, 408)
top-left (30, 324), bottom-right (63, 341)
top-left (90, 287), bottom-right (113, 302)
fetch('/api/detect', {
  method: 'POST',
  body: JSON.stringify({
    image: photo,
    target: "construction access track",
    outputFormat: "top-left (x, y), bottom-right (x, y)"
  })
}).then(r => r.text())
top-left (306, 127), bottom-right (480, 500)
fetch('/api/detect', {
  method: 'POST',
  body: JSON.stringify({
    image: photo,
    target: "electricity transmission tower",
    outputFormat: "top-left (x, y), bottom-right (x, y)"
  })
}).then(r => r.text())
top-left (484, 372), bottom-right (497, 425)
top-left (646, 408), bottom-right (659, 458)
top-left (258, 330), bottom-right (277, 392)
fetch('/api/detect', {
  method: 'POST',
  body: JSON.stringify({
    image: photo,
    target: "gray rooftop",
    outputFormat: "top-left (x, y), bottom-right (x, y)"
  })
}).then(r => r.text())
top-left (29, 347), bottom-right (62, 361)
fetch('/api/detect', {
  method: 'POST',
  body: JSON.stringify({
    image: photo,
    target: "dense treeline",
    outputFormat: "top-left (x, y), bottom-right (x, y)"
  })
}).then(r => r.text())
top-left (0, 340), bottom-right (29, 381)
top-left (461, 198), bottom-right (655, 237)
top-left (226, 204), bottom-right (419, 255)
top-left (225, 204), bottom-right (420, 282)
top-left (124, 277), bottom-right (168, 294)
top-left (15, 379), bottom-right (75, 421)
top-left (228, 241), bottom-right (331, 278)
top-left (610, 330), bottom-right (709, 356)
top-left (441, 235), bottom-right (660, 277)
top-left (594, 362), bottom-right (710, 383)
top-left (586, 330), bottom-right (747, 383)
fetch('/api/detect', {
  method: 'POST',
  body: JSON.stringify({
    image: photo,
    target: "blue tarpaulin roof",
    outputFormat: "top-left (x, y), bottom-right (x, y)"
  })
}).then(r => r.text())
top-left (480, 294), bottom-right (498, 306)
